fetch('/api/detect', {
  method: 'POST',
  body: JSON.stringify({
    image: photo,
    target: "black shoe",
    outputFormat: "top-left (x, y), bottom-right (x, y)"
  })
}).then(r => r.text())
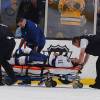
top-left (23, 79), bottom-right (31, 84)
top-left (5, 78), bottom-right (17, 86)
top-left (89, 83), bottom-right (100, 89)
top-left (0, 81), bottom-right (5, 86)
top-left (58, 78), bottom-right (71, 84)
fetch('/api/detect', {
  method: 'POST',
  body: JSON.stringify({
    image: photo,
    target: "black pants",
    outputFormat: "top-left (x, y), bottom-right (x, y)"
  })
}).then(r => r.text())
top-left (0, 38), bottom-right (16, 81)
top-left (85, 39), bottom-right (100, 84)
top-left (95, 57), bottom-right (100, 84)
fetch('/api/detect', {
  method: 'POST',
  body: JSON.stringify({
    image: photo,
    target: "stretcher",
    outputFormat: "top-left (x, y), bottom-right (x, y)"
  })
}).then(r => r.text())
top-left (4, 45), bottom-right (83, 88)
top-left (11, 64), bottom-right (83, 88)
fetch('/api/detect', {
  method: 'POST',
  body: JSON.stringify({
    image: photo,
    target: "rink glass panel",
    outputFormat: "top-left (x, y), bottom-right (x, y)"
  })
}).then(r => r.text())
top-left (47, 0), bottom-right (96, 38)
top-left (0, 0), bottom-right (46, 34)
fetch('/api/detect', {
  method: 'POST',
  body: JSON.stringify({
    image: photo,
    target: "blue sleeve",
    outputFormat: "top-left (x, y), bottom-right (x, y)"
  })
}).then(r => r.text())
top-left (28, 22), bottom-right (39, 46)
top-left (21, 29), bottom-right (25, 38)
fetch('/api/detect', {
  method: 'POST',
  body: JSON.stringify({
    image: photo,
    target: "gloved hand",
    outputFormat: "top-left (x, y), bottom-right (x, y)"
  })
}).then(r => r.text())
top-left (16, 48), bottom-right (23, 55)
top-left (78, 64), bottom-right (84, 70)
top-left (13, 48), bottom-right (23, 57)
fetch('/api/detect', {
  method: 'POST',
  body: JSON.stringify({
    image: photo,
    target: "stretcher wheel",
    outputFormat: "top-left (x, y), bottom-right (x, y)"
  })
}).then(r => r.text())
top-left (51, 80), bottom-right (57, 87)
top-left (38, 81), bottom-right (44, 86)
top-left (45, 79), bottom-right (57, 87)
top-left (78, 82), bottom-right (83, 88)
top-left (72, 81), bottom-right (79, 88)
top-left (45, 80), bottom-right (52, 87)
top-left (72, 81), bottom-right (83, 88)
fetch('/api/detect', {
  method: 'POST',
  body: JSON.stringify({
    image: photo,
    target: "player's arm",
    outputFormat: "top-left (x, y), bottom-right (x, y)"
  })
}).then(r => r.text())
top-left (78, 48), bottom-right (85, 64)
top-left (30, 24), bottom-right (39, 52)
top-left (83, 53), bottom-right (89, 66)
top-left (19, 38), bottom-right (25, 48)
top-left (71, 48), bottom-right (85, 64)
top-left (78, 38), bottom-right (89, 65)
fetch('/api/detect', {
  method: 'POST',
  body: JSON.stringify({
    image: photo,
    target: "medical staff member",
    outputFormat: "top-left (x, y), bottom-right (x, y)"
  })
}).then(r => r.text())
top-left (17, 18), bottom-right (45, 53)
top-left (72, 35), bottom-right (100, 89)
top-left (72, 36), bottom-right (89, 66)
top-left (0, 24), bottom-right (17, 85)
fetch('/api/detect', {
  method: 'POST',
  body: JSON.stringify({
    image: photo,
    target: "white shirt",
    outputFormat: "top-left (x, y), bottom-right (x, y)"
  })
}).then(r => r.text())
top-left (80, 39), bottom-right (88, 49)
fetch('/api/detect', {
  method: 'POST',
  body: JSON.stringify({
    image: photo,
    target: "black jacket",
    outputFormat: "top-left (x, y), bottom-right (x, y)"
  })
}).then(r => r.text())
top-left (0, 24), bottom-right (14, 41)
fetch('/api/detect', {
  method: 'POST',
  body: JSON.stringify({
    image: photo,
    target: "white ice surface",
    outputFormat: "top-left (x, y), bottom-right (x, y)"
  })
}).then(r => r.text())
top-left (0, 85), bottom-right (100, 100)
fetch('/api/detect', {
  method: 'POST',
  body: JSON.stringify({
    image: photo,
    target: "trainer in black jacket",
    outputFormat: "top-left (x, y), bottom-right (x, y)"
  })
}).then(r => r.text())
top-left (0, 24), bottom-right (17, 85)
